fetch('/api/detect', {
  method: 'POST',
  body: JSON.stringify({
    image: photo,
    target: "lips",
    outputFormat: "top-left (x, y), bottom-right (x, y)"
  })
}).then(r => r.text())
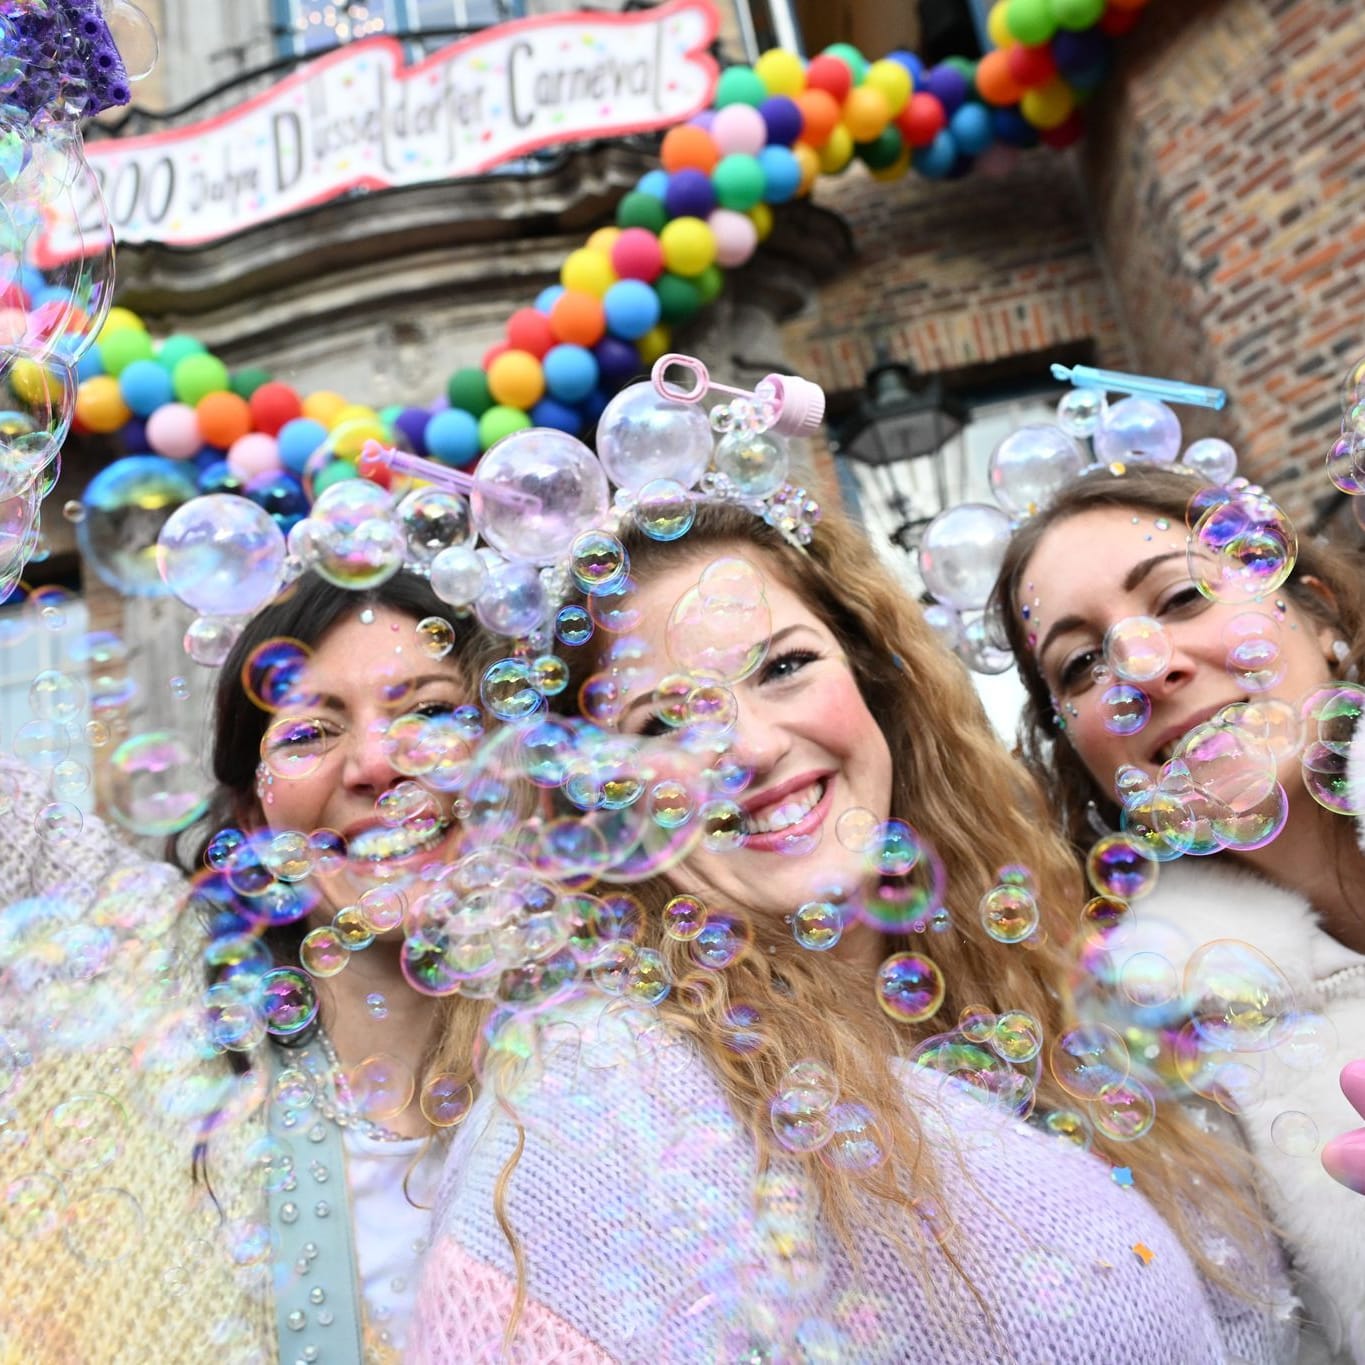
top-left (739, 774), bottom-right (834, 852)
top-left (1150, 702), bottom-right (1243, 765)
top-left (345, 816), bottom-right (452, 865)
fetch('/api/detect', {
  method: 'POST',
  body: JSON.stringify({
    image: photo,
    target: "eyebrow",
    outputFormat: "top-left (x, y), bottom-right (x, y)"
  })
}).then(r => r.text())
top-left (618, 623), bottom-right (812, 724)
top-left (1036, 552), bottom-right (1190, 662)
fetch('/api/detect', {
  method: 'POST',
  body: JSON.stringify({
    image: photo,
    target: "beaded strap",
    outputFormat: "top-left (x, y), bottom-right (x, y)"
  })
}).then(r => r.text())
top-left (267, 1043), bottom-right (368, 1365)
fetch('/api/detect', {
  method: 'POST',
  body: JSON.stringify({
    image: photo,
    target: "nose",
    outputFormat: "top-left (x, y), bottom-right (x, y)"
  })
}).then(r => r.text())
top-left (341, 716), bottom-right (398, 794)
top-left (1144, 632), bottom-right (1201, 701)
top-left (726, 692), bottom-right (790, 777)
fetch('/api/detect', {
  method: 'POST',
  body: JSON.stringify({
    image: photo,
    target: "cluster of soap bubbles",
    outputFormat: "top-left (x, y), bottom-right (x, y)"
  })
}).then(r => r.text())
top-left (916, 383), bottom-right (1253, 675)
top-left (0, 1), bottom-right (154, 595)
top-left (1325, 353), bottom-right (1365, 531)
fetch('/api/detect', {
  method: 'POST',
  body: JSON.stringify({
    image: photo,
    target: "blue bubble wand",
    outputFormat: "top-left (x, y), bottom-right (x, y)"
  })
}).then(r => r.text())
top-left (1051, 364), bottom-right (1227, 411)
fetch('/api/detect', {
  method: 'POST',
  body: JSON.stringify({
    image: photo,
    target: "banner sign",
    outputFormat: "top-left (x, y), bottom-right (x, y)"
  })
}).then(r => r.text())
top-left (38, 0), bottom-right (717, 264)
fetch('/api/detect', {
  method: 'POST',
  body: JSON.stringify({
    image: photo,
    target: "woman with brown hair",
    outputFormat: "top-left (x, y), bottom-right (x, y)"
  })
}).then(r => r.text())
top-left (412, 495), bottom-right (1295, 1362)
top-left (992, 462), bottom-right (1365, 1361)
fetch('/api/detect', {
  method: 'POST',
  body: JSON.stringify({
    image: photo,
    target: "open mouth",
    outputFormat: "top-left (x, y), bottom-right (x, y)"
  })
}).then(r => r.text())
top-left (347, 818), bottom-right (452, 865)
top-left (743, 779), bottom-right (827, 837)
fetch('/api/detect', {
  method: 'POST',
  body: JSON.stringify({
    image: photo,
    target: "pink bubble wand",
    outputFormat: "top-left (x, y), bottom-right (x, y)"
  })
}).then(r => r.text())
top-left (359, 441), bottom-right (543, 512)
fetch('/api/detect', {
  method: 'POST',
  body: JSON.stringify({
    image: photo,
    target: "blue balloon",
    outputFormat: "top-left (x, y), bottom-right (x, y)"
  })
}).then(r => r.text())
top-left (757, 146), bottom-right (802, 203)
top-left (246, 471), bottom-right (308, 534)
top-left (912, 130), bottom-right (958, 179)
top-left (542, 344), bottom-right (599, 403)
top-left (993, 108), bottom-right (1040, 148)
top-left (118, 357), bottom-right (175, 416)
top-left (197, 459), bottom-right (245, 495)
top-left (276, 417), bottom-right (329, 476)
top-left (663, 168), bottom-right (716, 221)
top-left (19, 265), bottom-right (45, 299)
top-left (949, 103), bottom-right (993, 156)
top-left (636, 169), bottom-right (669, 198)
top-left (530, 397), bottom-right (583, 434)
top-left (888, 49), bottom-right (925, 85)
top-left (119, 418), bottom-right (149, 453)
top-left (423, 408), bottom-right (480, 466)
top-left (579, 388), bottom-right (610, 425)
top-left (602, 280), bottom-right (661, 342)
top-left (535, 284), bottom-right (565, 315)
top-left (75, 347), bottom-right (104, 382)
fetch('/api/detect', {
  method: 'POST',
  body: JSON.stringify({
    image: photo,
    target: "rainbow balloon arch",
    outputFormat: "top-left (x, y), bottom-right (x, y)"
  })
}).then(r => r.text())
top-left (49, 0), bottom-right (1149, 588)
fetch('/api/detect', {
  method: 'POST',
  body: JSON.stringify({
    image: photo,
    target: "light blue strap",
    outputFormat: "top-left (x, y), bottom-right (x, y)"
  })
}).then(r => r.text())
top-left (267, 1044), bottom-right (368, 1364)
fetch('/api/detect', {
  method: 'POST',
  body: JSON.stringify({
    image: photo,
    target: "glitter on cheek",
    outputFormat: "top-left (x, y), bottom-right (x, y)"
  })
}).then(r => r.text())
top-left (1027, 633), bottom-right (1038, 650)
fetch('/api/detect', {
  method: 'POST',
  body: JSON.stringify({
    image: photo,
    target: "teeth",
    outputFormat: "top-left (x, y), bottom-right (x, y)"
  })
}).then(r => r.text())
top-left (348, 819), bottom-right (449, 863)
top-left (746, 781), bottom-right (823, 836)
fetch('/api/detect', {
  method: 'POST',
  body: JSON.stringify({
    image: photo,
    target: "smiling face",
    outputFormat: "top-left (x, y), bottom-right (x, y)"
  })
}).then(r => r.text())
top-left (612, 545), bottom-right (894, 922)
top-left (251, 605), bottom-right (470, 911)
top-left (1019, 504), bottom-right (1337, 799)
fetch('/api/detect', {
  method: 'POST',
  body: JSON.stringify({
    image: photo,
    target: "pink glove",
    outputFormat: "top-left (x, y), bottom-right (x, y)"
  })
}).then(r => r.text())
top-left (1322, 1060), bottom-right (1365, 1194)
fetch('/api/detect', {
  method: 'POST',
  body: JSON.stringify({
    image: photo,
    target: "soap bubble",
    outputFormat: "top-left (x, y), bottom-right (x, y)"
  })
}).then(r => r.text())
top-left (307, 480), bottom-right (404, 589)
top-left (1092, 1078), bottom-right (1156, 1142)
top-left (429, 544), bottom-right (486, 608)
top-left (105, 0), bottom-right (161, 82)
top-left (1104, 616), bottom-right (1171, 682)
top-left (634, 478), bottom-right (695, 541)
top-left (1185, 939), bottom-right (1295, 1052)
top-left (155, 492), bottom-right (288, 616)
top-left (1325, 432), bottom-right (1365, 495)
top-left (397, 487), bottom-right (471, 564)
top-left (1049, 1023), bottom-right (1130, 1100)
top-left (910, 1034), bottom-right (1035, 1116)
top-left (875, 951), bottom-right (945, 1023)
top-left (472, 429), bottom-right (609, 564)
top-left (554, 604), bottom-right (593, 647)
top-left (1055, 388), bottom-right (1105, 438)
top-left (570, 530), bottom-right (628, 594)
top-left (260, 967), bottom-right (319, 1038)
top-left (1118, 951), bottom-right (1180, 1008)
top-left (712, 429), bottom-right (789, 497)
top-left (106, 731), bottom-right (210, 836)
top-left (1085, 834), bottom-right (1159, 901)
top-left (79, 457), bottom-right (201, 596)
top-left (1270, 1109), bottom-right (1320, 1157)
top-left (1223, 613), bottom-right (1284, 691)
top-left (1189, 489), bottom-right (1296, 603)
top-left (1099, 684), bottom-right (1151, 736)
top-left (918, 503), bottom-right (1013, 612)
top-left (978, 884), bottom-right (1039, 944)
top-left (595, 382), bottom-right (714, 492)
top-left (1300, 740), bottom-right (1361, 815)
top-left (1312, 683), bottom-right (1365, 756)
top-left (987, 424), bottom-right (1086, 517)
top-left (990, 1010), bottom-right (1043, 1063)
top-left (183, 616), bottom-right (241, 668)
top-left (1093, 397), bottom-right (1182, 464)
top-left (1175, 721), bottom-right (1277, 812)
top-left (474, 557), bottom-right (547, 638)
top-left (792, 900), bottom-right (843, 951)
top-left (1181, 437), bottom-right (1238, 484)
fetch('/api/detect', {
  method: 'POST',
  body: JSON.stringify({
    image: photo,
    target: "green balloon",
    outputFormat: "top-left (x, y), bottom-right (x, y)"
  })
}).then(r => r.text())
top-left (229, 366), bottom-right (272, 399)
top-left (312, 458), bottom-right (357, 494)
top-left (1006, 0), bottom-right (1056, 46)
top-left (1052, 0), bottom-right (1104, 28)
top-left (448, 366), bottom-right (493, 416)
top-left (478, 404), bottom-right (532, 451)
top-left (821, 43), bottom-right (869, 83)
top-left (97, 327), bottom-right (154, 377)
top-left (172, 352), bottom-right (230, 405)
top-left (712, 154), bottom-right (765, 211)
top-left (378, 404), bottom-right (403, 427)
top-left (617, 190), bottom-right (668, 233)
top-left (655, 272), bottom-right (701, 325)
top-left (695, 265), bottom-right (724, 305)
top-left (715, 65), bottom-right (767, 108)
top-left (156, 334), bottom-right (206, 372)
top-left (856, 126), bottom-right (905, 171)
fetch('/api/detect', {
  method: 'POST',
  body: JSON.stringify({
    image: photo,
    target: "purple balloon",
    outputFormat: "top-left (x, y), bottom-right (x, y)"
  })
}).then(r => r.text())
top-left (394, 406), bottom-right (430, 455)
top-left (921, 64), bottom-right (968, 116)
top-left (758, 95), bottom-right (803, 147)
top-left (593, 336), bottom-right (643, 388)
top-left (663, 168), bottom-right (717, 220)
top-left (689, 110), bottom-right (716, 132)
top-left (1052, 30), bottom-right (1108, 76)
top-left (118, 417), bottom-right (148, 452)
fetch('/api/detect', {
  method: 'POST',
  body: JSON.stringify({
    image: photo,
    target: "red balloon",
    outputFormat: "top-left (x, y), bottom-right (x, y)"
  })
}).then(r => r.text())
top-left (1041, 111), bottom-right (1084, 148)
top-left (610, 227), bottom-right (665, 283)
top-left (506, 307), bottom-right (556, 358)
top-left (1007, 44), bottom-right (1057, 89)
top-left (247, 380), bottom-right (302, 436)
top-left (897, 92), bottom-right (947, 148)
top-left (1100, 5), bottom-right (1142, 34)
top-left (805, 54), bottom-right (854, 103)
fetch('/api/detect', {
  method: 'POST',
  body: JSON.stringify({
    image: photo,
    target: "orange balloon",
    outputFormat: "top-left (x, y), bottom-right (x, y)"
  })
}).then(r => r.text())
top-left (794, 89), bottom-right (842, 148)
top-left (549, 290), bottom-right (606, 347)
top-left (196, 390), bottom-right (253, 448)
top-left (841, 86), bottom-right (891, 142)
top-left (661, 124), bottom-right (720, 174)
top-left (975, 49), bottom-right (1024, 107)
top-left (792, 143), bottom-right (820, 194)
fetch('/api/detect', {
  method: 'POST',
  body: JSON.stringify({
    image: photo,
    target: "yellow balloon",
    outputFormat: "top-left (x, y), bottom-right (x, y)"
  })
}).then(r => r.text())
top-left (1021, 77), bottom-right (1075, 130)
top-left (754, 48), bottom-right (806, 97)
top-left (841, 86), bottom-right (891, 142)
top-left (747, 203), bottom-right (774, 241)
top-left (793, 143), bottom-right (820, 195)
top-left (302, 390), bottom-right (349, 428)
top-left (987, 1), bottom-right (1015, 48)
top-left (75, 374), bottom-right (130, 434)
top-left (98, 306), bottom-right (146, 337)
top-left (587, 225), bottom-right (621, 256)
top-left (658, 217), bottom-right (716, 277)
top-left (636, 324), bottom-right (672, 367)
top-left (817, 125), bottom-right (855, 174)
top-left (863, 59), bottom-right (912, 116)
top-left (871, 149), bottom-right (912, 182)
top-left (561, 246), bottom-right (618, 298)
top-left (10, 358), bottom-right (65, 406)
top-left (329, 416), bottom-right (387, 458)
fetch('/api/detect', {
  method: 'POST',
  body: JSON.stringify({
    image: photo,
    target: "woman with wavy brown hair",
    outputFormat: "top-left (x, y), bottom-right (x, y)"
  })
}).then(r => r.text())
top-left (413, 497), bottom-right (1295, 1363)
top-left (991, 462), bottom-right (1365, 1361)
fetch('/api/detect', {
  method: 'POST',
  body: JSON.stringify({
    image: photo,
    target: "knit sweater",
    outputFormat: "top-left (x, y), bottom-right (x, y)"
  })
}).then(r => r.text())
top-left (412, 997), bottom-right (1298, 1364)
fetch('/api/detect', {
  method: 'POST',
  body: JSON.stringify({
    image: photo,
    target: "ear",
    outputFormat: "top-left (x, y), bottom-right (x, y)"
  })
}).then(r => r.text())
top-left (1298, 575), bottom-right (1346, 667)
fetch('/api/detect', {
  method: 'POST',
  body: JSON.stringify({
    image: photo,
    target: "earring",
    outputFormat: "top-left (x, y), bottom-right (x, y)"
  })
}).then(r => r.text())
top-left (1332, 639), bottom-right (1350, 663)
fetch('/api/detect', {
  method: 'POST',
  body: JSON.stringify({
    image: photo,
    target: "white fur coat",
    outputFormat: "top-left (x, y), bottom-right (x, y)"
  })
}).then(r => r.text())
top-left (1111, 724), bottom-right (1365, 1362)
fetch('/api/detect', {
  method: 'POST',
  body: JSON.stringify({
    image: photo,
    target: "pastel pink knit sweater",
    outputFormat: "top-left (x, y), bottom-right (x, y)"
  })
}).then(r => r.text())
top-left (413, 999), bottom-right (1296, 1364)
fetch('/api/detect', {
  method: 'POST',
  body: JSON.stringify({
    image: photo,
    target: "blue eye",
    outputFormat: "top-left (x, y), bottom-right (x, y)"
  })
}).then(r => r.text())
top-left (760, 648), bottom-right (818, 683)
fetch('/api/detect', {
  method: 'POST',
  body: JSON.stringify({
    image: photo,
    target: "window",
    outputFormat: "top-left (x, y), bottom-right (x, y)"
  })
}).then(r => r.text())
top-left (273, 0), bottom-right (525, 58)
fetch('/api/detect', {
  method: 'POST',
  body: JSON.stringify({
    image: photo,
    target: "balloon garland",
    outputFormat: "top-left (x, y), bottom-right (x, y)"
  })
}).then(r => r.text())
top-left (49, 5), bottom-right (1153, 593)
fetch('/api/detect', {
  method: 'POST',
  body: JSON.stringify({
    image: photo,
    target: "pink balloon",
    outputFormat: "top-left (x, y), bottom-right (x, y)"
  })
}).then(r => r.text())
top-left (146, 402), bottom-right (203, 459)
top-left (711, 104), bottom-right (768, 157)
top-left (610, 227), bottom-right (664, 283)
top-left (708, 209), bottom-right (758, 268)
top-left (227, 432), bottom-right (282, 479)
top-left (0, 307), bottom-right (28, 346)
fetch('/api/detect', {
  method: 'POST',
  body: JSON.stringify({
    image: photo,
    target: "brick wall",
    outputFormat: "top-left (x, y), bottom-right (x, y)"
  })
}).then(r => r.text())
top-left (1081, 0), bottom-right (1365, 518)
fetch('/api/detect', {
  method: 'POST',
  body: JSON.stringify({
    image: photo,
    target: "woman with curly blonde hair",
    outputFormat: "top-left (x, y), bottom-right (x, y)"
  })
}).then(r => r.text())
top-left (413, 497), bottom-right (1296, 1363)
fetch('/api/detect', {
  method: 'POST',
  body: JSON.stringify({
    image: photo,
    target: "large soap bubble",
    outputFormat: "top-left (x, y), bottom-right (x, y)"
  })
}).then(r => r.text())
top-left (473, 429), bottom-right (609, 564)
top-left (0, 346), bottom-right (76, 495)
top-left (80, 456), bottom-right (201, 597)
top-left (1093, 397), bottom-right (1182, 465)
top-left (157, 493), bottom-right (289, 617)
top-left (107, 730), bottom-right (211, 837)
top-left (988, 424), bottom-right (1086, 517)
top-left (595, 382), bottom-right (715, 492)
top-left (918, 503), bottom-right (1012, 611)
top-left (303, 479), bottom-right (405, 589)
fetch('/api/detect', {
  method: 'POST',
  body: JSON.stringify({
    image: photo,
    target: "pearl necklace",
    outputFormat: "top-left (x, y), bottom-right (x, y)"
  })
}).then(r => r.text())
top-left (293, 1028), bottom-right (414, 1144)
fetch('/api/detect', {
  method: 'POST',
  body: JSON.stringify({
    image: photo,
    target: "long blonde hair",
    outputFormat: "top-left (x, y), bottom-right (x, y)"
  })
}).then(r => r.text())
top-left (428, 499), bottom-right (1272, 1339)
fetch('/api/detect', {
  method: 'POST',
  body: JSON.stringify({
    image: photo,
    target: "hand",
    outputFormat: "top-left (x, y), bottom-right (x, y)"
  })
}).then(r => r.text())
top-left (1321, 1060), bottom-right (1365, 1194)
